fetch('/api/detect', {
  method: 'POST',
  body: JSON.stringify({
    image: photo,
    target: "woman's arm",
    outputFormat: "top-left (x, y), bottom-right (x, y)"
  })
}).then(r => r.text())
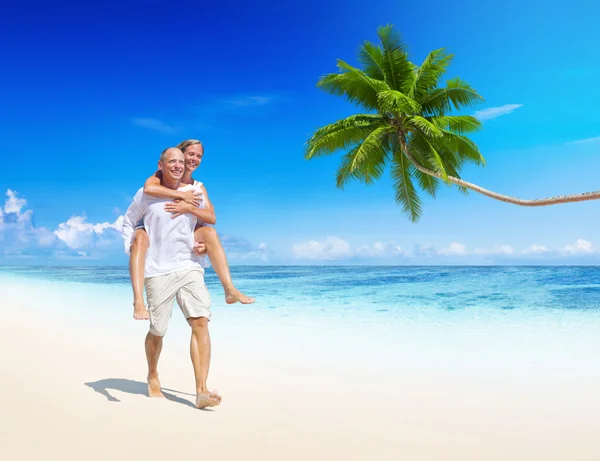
top-left (143, 173), bottom-right (201, 206)
top-left (192, 184), bottom-right (214, 232)
top-left (164, 201), bottom-right (216, 225)
top-left (199, 184), bottom-right (214, 212)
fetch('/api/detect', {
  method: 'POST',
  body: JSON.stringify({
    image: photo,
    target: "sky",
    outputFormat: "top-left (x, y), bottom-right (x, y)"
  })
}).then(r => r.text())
top-left (2, 0), bottom-right (600, 265)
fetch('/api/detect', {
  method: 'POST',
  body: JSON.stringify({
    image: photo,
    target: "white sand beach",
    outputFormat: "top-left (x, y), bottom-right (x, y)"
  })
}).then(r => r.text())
top-left (2, 276), bottom-right (600, 461)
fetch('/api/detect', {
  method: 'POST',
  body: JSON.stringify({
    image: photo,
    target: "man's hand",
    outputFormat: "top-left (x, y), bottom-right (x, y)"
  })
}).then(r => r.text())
top-left (178, 189), bottom-right (203, 207)
top-left (164, 201), bottom-right (192, 218)
top-left (133, 300), bottom-right (149, 320)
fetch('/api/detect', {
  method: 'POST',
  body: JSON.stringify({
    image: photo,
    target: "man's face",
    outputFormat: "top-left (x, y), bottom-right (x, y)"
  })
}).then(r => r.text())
top-left (158, 148), bottom-right (185, 182)
top-left (184, 144), bottom-right (203, 173)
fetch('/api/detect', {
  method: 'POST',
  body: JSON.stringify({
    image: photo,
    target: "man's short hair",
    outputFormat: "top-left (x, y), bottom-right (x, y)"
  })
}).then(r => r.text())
top-left (159, 147), bottom-right (181, 162)
top-left (177, 139), bottom-right (204, 154)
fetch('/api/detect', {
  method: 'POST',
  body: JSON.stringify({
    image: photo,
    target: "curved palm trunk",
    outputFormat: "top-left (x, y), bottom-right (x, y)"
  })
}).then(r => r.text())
top-left (401, 147), bottom-right (600, 207)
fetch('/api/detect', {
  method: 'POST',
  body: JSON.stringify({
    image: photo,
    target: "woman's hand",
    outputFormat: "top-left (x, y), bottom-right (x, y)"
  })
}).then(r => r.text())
top-left (164, 201), bottom-right (192, 218)
top-left (178, 189), bottom-right (203, 207)
top-left (193, 242), bottom-right (207, 255)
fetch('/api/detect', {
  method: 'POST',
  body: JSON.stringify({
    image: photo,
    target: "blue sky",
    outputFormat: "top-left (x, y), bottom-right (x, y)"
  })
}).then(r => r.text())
top-left (2, 0), bottom-right (600, 265)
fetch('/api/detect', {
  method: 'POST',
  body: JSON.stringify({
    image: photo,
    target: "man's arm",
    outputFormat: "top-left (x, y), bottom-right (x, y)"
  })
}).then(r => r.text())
top-left (144, 173), bottom-right (202, 206)
top-left (121, 194), bottom-right (145, 255)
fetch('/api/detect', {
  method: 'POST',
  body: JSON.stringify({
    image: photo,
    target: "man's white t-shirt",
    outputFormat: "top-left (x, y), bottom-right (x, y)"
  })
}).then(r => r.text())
top-left (121, 183), bottom-right (208, 278)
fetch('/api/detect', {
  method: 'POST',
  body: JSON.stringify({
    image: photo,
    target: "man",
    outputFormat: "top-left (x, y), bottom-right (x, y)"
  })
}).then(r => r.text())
top-left (121, 147), bottom-right (221, 409)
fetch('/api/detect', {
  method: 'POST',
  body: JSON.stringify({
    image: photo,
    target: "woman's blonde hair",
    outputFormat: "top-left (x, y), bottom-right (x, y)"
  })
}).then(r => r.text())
top-left (177, 139), bottom-right (204, 154)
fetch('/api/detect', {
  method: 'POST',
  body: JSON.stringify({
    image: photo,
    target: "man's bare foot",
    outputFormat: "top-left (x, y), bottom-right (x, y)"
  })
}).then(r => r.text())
top-left (133, 300), bottom-right (149, 320)
top-left (147, 375), bottom-right (165, 398)
top-left (196, 391), bottom-right (221, 409)
top-left (225, 288), bottom-right (255, 305)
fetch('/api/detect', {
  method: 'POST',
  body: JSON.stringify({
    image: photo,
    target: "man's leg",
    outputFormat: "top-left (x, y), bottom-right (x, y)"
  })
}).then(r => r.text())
top-left (129, 229), bottom-right (150, 320)
top-left (194, 226), bottom-right (255, 304)
top-left (189, 317), bottom-right (220, 408)
top-left (176, 268), bottom-right (221, 409)
top-left (145, 332), bottom-right (164, 398)
top-left (144, 272), bottom-right (177, 399)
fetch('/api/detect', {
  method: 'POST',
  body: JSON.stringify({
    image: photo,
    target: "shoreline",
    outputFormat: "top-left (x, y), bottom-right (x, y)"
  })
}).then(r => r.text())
top-left (2, 275), bottom-right (600, 460)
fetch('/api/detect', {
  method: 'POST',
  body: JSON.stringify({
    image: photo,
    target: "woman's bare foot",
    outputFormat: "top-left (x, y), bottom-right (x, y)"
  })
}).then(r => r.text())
top-left (147, 374), bottom-right (165, 398)
top-left (225, 287), bottom-right (255, 304)
top-left (133, 300), bottom-right (150, 320)
top-left (196, 391), bottom-right (221, 409)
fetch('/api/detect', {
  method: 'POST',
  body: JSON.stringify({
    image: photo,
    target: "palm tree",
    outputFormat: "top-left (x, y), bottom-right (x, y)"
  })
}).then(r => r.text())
top-left (305, 24), bottom-right (600, 222)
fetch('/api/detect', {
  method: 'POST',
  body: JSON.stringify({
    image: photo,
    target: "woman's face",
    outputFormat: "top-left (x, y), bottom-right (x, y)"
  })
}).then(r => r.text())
top-left (184, 144), bottom-right (203, 173)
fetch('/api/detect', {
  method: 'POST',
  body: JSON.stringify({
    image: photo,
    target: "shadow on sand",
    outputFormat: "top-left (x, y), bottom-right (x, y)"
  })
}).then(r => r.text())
top-left (84, 378), bottom-right (196, 409)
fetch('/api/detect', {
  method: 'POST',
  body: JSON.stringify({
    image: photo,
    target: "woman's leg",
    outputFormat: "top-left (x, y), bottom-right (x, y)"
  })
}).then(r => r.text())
top-left (194, 226), bottom-right (255, 304)
top-left (129, 229), bottom-right (150, 319)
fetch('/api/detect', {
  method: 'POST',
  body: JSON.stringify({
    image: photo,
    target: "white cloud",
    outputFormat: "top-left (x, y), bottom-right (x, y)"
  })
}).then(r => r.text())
top-left (355, 241), bottom-right (406, 258)
top-left (291, 237), bottom-right (600, 263)
top-left (474, 104), bottom-right (523, 121)
top-left (131, 118), bottom-right (178, 133)
top-left (220, 235), bottom-right (269, 261)
top-left (521, 244), bottom-right (548, 255)
top-left (0, 190), bottom-right (271, 263)
top-left (54, 215), bottom-right (122, 251)
top-left (293, 238), bottom-right (408, 261)
top-left (4, 189), bottom-right (27, 215)
top-left (440, 239), bottom-right (596, 259)
top-left (414, 243), bottom-right (436, 257)
top-left (224, 95), bottom-right (272, 107)
top-left (565, 136), bottom-right (600, 146)
top-left (438, 242), bottom-right (467, 256)
top-left (198, 93), bottom-right (287, 116)
top-left (0, 190), bottom-right (124, 258)
top-left (561, 238), bottom-right (595, 255)
top-left (292, 236), bottom-right (353, 260)
top-left (3, 190), bottom-right (600, 266)
top-left (474, 245), bottom-right (515, 256)
top-left (0, 190), bottom-right (61, 256)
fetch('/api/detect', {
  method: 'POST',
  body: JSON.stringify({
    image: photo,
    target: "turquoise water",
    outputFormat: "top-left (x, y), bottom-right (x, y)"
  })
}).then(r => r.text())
top-left (1, 265), bottom-right (600, 315)
top-left (3, 265), bottom-right (600, 373)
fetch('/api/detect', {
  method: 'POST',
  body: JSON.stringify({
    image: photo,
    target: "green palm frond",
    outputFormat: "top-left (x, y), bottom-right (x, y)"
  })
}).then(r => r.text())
top-left (403, 144), bottom-right (440, 197)
top-left (376, 24), bottom-right (413, 91)
top-left (377, 90), bottom-right (421, 115)
top-left (431, 115), bottom-right (481, 134)
top-left (421, 78), bottom-right (483, 115)
top-left (336, 141), bottom-right (390, 188)
top-left (408, 49), bottom-right (453, 100)
top-left (317, 61), bottom-right (390, 111)
top-left (439, 130), bottom-right (485, 165)
top-left (305, 114), bottom-right (385, 159)
top-left (349, 125), bottom-right (394, 171)
top-left (408, 132), bottom-right (449, 181)
top-left (413, 166), bottom-right (440, 197)
top-left (358, 41), bottom-right (386, 81)
top-left (335, 146), bottom-right (360, 188)
top-left (407, 116), bottom-right (444, 138)
top-left (441, 160), bottom-right (468, 194)
top-left (391, 151), bottom-right (422, 222)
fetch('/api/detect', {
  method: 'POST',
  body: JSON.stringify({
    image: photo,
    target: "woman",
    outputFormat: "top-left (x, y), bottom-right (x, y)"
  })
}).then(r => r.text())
top-left (129, 139), bottom-right (255, 320)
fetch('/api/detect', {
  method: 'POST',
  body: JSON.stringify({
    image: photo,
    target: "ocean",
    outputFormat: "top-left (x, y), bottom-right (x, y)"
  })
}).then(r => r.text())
top-left (2, 264), bottom-right (600, 377)
top-left (2, 265), bottom-right (600, 312)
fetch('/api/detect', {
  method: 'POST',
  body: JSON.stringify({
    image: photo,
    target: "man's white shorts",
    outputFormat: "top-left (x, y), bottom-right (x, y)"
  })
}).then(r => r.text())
top-left (144, 267), bottom-right (211, 337)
